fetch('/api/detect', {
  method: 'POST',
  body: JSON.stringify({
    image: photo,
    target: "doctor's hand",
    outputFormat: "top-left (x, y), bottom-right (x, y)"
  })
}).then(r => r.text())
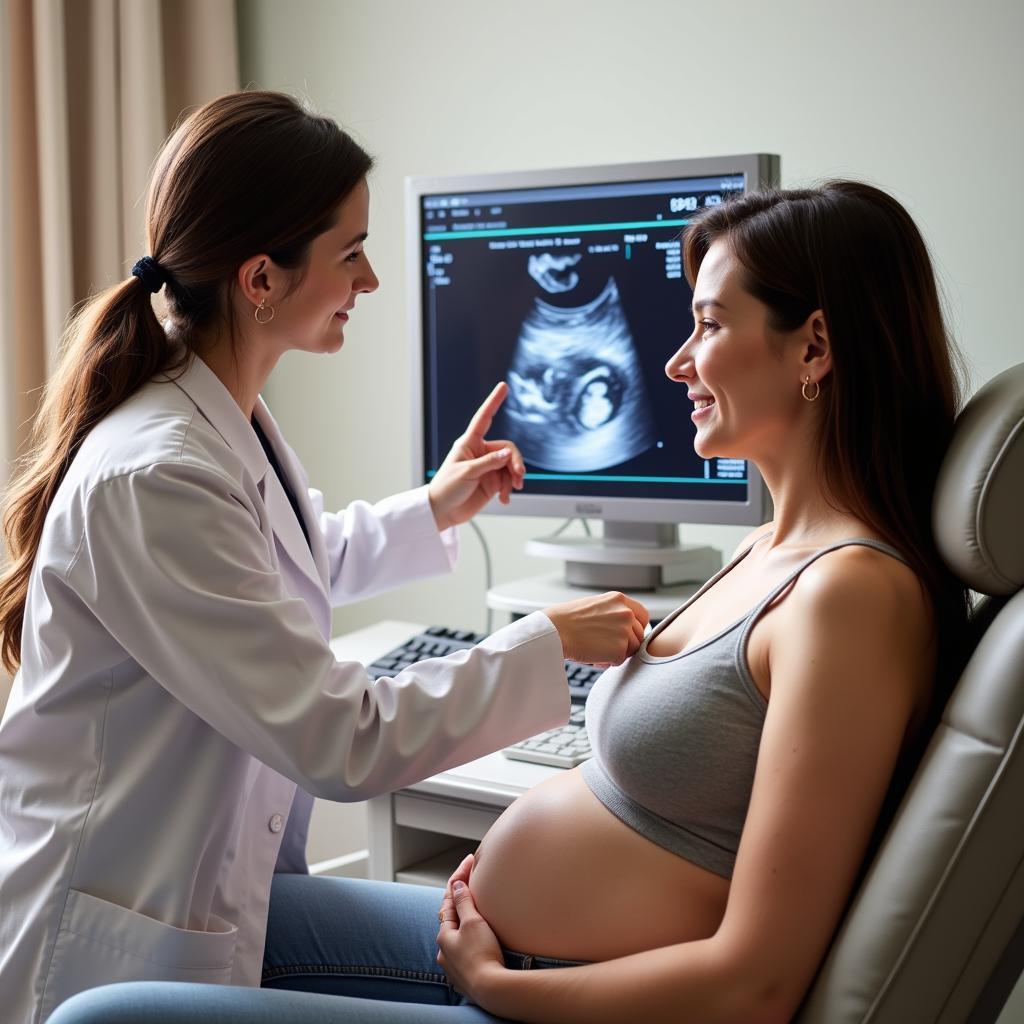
top-left (545, 591), bottom-right (650, 667)
top-left (428, 382), bottom-right (526, 532)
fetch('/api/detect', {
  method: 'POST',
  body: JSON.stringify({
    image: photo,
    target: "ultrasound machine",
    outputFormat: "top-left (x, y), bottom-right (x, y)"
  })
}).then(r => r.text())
top-left (365, 154), bottom-right (779, 767)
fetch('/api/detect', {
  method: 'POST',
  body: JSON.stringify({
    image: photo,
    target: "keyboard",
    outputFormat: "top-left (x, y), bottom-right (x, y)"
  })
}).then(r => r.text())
top-left (501, 703), bottom-right (590, 768)
top-left (365, 625), bottom-right (599, 767)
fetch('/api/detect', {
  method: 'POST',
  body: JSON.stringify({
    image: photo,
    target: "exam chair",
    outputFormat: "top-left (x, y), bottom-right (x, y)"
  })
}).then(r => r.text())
top-left (797, 362), bottom-right (1024, 1023)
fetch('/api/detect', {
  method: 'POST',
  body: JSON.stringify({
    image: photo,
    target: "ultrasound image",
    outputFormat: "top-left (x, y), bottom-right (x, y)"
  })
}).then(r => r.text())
top-left (499, 277), bottom-right (657, 472)
top-left (527, 252), bottom-right (582, 294)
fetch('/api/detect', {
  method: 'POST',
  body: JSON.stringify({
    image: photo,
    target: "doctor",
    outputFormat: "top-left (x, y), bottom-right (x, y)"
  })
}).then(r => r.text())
top-left (0, 90), bottom-right (648, 1022)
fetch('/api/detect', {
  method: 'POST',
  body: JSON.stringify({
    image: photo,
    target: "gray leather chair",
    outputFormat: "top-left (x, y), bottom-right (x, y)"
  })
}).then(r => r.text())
top-left (799, 362), bottom-right (1024, 1023)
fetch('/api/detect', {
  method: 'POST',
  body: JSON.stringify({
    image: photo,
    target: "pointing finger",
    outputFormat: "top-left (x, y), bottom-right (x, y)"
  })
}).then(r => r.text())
top-left (465, 382), bottom-right (509, 441)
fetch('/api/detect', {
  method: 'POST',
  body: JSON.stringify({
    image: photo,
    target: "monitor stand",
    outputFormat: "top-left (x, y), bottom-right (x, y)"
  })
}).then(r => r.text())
top-left (524, 521), bottom-right (721, 590)
top-left (486, 522), bottom-right (722, 623)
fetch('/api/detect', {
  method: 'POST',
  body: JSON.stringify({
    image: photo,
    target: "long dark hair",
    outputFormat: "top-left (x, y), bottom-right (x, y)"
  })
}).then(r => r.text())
top-left (0, 91), bottom-right (373, 673)
top-left (683, 181), bottom-right (970, 695)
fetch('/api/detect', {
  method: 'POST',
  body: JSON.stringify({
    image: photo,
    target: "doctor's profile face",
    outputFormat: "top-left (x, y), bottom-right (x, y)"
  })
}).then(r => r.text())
top-left (268, 178), bottom-right (380, 356)
top-left (664, 239), bottom-right (810, 463)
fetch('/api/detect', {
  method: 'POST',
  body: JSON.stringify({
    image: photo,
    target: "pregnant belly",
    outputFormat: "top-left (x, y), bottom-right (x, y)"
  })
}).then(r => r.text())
top-left (467, 767), bottom-right (729, 962)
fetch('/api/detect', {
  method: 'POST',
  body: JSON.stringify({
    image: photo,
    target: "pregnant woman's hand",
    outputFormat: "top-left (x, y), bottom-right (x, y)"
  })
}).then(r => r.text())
top-left (436, 855), bottom-right (505, 1004)
top-left (545, 591), bottom-right (650, 666)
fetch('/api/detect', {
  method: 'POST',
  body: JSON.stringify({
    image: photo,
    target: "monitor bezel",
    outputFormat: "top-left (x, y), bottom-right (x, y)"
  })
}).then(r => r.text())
top-left (406, 154), bottom-right (779, 527)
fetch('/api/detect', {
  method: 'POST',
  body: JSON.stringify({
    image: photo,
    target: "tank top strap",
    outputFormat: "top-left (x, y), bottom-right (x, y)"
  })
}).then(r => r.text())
top-left (743, 537), bottom-right (910, 625)
top-left (647, 530), bottom-right (775, 640)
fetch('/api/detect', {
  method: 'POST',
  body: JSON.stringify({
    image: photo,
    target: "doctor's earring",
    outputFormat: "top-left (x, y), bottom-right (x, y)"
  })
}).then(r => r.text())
top-left (802, 375), bottom-right (821, 402)
top-left (254, 298), bottom-right (275, 324)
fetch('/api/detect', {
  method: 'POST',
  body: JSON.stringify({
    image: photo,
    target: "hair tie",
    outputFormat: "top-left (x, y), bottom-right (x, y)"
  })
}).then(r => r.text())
top-left (131, 256), bottom-right (167, 294)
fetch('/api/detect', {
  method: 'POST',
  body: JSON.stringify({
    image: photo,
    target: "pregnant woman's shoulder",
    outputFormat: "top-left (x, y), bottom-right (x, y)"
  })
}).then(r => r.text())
top-left (768, 541), bottom-right (932, 708)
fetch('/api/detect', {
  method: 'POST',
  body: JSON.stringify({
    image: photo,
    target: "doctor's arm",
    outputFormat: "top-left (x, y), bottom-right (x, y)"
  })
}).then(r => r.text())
top-left (437, 551), bottom-right (930, 1024)
top-left (68, 460), bottom-right (565, 801)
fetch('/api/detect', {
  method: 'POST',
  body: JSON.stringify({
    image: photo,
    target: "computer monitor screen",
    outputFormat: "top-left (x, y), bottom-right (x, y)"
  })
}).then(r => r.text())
top-left (408, 155), bottom-right (778, 528)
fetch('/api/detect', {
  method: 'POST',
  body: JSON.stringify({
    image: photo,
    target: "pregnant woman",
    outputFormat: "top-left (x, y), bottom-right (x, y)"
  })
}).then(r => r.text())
top-left (52, 181), bottom-right (969, 1024)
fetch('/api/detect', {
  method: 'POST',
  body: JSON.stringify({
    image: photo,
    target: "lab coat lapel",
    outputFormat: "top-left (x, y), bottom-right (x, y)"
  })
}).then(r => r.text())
top-left (252, 400), bottom-right (332, 628)
top-left (167, 357), bottom-right (330, 634)
top-left (166, 355), bottom-right (269, 480)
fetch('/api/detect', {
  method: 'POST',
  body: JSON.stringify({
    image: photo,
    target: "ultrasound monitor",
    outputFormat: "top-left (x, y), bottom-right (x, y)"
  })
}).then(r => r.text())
top-left (407, 155), bottom-right (779, 589)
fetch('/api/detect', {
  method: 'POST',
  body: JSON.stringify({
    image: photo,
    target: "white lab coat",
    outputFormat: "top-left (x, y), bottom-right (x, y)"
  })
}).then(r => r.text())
top-left (0, 354), bottom-right (568, 1022)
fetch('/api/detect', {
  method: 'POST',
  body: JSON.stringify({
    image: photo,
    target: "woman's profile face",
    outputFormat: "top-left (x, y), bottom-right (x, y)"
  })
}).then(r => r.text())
top-left (272, 178), bottom-right (380, 356)
top-left (664, 239), bottom-right (803, 462)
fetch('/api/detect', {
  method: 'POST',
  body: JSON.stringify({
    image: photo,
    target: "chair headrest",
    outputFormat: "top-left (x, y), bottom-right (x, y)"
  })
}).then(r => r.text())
top-left (933, 363), bottom-right (1024, 596)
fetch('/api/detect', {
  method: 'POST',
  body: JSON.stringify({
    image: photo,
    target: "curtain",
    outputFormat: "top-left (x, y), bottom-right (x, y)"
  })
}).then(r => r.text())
top-left (0, 0), bottom-right (239, 706)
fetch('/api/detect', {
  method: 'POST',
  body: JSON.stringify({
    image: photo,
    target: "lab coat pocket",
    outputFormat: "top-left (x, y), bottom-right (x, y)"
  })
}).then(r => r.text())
top-left (41, 888), bottom-right (238, 1018)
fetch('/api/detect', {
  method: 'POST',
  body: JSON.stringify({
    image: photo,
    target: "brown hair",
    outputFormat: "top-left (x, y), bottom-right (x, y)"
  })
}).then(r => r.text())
top-left (0, 91), bottom-right (373, 673)
top-left (683, 181), bottom-right (970, 696)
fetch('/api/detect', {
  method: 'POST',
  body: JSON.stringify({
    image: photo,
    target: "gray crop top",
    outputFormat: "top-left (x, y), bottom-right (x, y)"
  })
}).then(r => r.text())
top-left (581, 535), bottom-right (908, 879)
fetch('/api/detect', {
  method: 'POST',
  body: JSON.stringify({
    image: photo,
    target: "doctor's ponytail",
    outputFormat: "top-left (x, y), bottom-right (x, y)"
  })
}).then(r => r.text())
top-left (0, 275), bottom-right (175, 674)
top-left (0, 91), bottom-right (372, 673)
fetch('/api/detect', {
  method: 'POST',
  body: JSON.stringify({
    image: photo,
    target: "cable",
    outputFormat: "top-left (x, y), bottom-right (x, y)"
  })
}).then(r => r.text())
top-left (550, 517), bottom-right (572, 538)
top-left (470, 517), bottom-right (591, 634)
top-left (541, 516), bottom-right (592, 540)
top-left (467, 519), bottom-right (494, 634)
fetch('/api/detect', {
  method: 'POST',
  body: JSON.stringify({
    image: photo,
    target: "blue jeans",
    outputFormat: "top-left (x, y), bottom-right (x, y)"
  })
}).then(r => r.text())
top-left (47, 875), bottom-right (576, 1023)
